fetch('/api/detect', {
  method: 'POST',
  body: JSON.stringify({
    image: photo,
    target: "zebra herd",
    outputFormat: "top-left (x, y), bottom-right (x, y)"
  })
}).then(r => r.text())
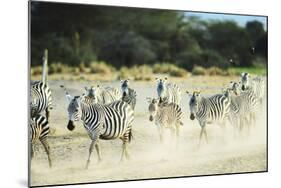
top-left (30, 52), bottom-right (266, 169)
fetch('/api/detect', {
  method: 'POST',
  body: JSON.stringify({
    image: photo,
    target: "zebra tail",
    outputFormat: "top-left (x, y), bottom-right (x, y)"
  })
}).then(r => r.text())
top-left (42, 49), bottom-right (48, 84)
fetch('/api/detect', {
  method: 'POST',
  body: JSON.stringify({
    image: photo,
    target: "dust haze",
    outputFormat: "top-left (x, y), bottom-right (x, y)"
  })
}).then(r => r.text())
top-left (30, 76), bottom-right (267, 186)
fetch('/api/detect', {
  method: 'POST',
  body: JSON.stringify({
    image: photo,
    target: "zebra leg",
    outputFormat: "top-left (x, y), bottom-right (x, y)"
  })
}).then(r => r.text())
top-left (175, 125), bottom-right (180, 148)
top-left (95, 141), bottom-right (102, 163)
top-left (157, 125), bottom-right (164, 144)
top-left (203, 127), bottom-right (208, 144)
top-left (86, 140), bottom-right (95, 169)
top-left (45, 108), bottom-right (50, 121)
top-left (40, 138), bottom-right (52, 168)
top-left (120, 133), bottom-right (131, 161)
top-left (198, 127), bottom-right (204, 147)
top-left (31, 143), bottom-right (34, 160)
top-left (120, 142), bottom-right (130, 162)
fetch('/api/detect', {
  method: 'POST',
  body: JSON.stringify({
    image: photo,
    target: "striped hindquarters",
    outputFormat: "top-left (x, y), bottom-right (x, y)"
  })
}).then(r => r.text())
top-left (30, 115), bottom-right (50, 143)
top-left (163, 83), bottom-right (181, 105)
top-left (199, 94), bottom-right (230, 123)
top-left (82, 101), bottom-right (134, 141)
top-left (157, 102), bottom-right (183, 127)
top-left (98, 87), bottom-right (122, 104)
top-left (31, 81), bottom-right (52, 116)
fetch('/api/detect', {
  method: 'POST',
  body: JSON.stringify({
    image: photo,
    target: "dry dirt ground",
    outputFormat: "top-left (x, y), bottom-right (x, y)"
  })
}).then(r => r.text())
top-left (30, 76), bottom-right (267, 187)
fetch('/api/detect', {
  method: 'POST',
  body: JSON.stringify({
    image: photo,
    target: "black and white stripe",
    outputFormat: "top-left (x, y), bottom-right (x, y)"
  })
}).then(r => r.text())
top-left (187, 91), bottom-right (230, 144)
top-left (30, 49), bottom-right (52, 120)
top-left (226, 81), bottom-right (259, 132)
top-left (84, 85), bottom-right (121, 104)
top-left (121, 80), bottom-right (137, 110)
top-left (30, 114), bottom-right (52, 167)
top-left (64, 91), bottom-right (134, 169)
top-left (31, 81), bottom-right (52, 120)
top-left (241, 72), bottom-right (266, 105)
top-left (147, 98), bottom-right (183, 143)
top-left (156, 77), bottom-right (181, 105)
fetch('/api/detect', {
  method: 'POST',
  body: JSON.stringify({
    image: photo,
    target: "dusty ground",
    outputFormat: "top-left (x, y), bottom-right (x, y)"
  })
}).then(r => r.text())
top-left (30, 76), bottom-right (267, 187)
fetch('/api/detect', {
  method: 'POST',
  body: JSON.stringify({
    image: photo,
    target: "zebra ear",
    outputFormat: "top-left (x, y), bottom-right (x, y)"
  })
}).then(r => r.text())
top-left (66, 94), bottom-right (73, 103)
top-left (241, 72), bottom-right (245, 77)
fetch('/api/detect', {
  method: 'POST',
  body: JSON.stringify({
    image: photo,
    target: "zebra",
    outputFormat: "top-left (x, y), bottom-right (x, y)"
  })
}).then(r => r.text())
top-left (228, 81), bottom-right (260, 130)
top-left (30, 49), bottom-right (52, 121)
top-left (30, 114), bottom-right (52, 168)
top-left (120, 79), bottom-right (137, 110)
top-left (156, 77), bottom-right (181, 105)
top-left (240, 72), bottom-right (266, 105)
top-left (222, 85), bottom-right (249, 133)
top-left (84, 85), bottom-right (121, 104)
top-left (147, 98), bottom-right (183, 144)
top-left (62, 86), bottom-right (134, 169)
top-left (187, 91), bottom-right (231, 145)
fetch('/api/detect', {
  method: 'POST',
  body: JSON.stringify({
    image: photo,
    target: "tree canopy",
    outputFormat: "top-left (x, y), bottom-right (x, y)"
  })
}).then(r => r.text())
top-left (31, 2), bottom-right (267, 70)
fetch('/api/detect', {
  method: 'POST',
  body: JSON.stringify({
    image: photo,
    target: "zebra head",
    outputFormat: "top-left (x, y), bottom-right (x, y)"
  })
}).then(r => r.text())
top-left (187, 91), bottom-right (201, 120)
top-left (241, 72), bottom-right (250, 91)
top-left (156, 77), bottom-right (167, 102)
top-left (229, 81), bottom-right (241, 96)
top-left (66, 96), bottom-right (82, 131)
top-left (84, 85), bottom-right (99, 103)
top-left (60, 85), bottom-right (82, 131)
top-left (147, 97), bottom-right (159, 122)
top-left (121, 79), bottom-right (130, 97)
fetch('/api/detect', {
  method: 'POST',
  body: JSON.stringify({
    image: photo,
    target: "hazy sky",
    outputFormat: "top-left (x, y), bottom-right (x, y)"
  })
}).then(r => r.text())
top-left (185, 12), bottom-right (267, 30)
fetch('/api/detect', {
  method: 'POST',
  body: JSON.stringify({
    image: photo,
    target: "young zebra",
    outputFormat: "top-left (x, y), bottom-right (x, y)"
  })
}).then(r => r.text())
top-left (147, 98), bottom-right (183, 144)
top-left (63, 87), bottom-right (134, 169)
top-left (84, 85), bottom-right (121, 104)
top-left (30, 49), bottom-right (52, 120)
top-left (187, 91), bottom-right (231, 145)
top-left (156, 77), bottom-right (181, 105)
top-left (120, 79), bottom-right (137, 110)
top-left (30, 114), bottom-right (52, 168)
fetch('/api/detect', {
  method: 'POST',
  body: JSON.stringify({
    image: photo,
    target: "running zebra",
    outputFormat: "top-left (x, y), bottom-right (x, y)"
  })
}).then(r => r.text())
top-left (241, 72), bottom-right (266, 105)
top-left (147, 98), bottom-right (183, 144)
top-left (120, 79), bottom-right (137, 110)
top-left (156, 77), bottom-right (181, 105)
top-left (62, 86), bottom-right (134, 169)
top-left (222, 85), bottom-right (248, 132)
top-left (30, 114), bottom-right (52, 168)
top-left (187, 91), bottom-right (230, 145)
top-left (84, 85), bottom-right (121, 104)
top-left (228, 81), bottom-right (259, 130)
top-left (30, 49), bottom-right (52, 120)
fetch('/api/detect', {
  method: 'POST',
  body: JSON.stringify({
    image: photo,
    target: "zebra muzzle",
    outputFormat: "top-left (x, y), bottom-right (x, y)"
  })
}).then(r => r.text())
top-left (67, 120), bottom-right (75, 131)
top-left (149, 115), bottom-right (154, 121)
top-left (241, 85), bottom-right (245, 91)
top-left (190, 113), bottom-right (195, 120)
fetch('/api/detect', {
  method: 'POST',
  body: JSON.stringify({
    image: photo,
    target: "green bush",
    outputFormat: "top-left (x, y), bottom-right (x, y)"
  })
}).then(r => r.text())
top-left (119, 65), bottom-right (153, 81)
top-left (192, 66), bottom-right (207, 75)
top-left (153, 63), bottom-right (188, 77)
top-left (31, 66), bottom-right (42, 76)
top-left (90, 61), bottom-right (115, 74)
top-left (207, 66), bottom-right (224, 76)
